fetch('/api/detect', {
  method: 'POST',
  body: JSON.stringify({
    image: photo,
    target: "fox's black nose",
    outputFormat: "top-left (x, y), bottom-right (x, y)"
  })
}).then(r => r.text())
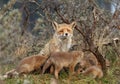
top-left (65, 33), bottom-right (68, 36)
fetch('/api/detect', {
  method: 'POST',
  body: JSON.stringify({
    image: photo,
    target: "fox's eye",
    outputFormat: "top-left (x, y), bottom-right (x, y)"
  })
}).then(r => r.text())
top-left (59, 30), bottom-right (63, 33)
top-left (67, 29), bottom-right (71, 32)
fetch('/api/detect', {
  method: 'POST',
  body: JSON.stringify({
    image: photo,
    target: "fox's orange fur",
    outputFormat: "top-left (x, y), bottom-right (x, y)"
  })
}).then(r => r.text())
top-left (2, 55), bottom-right (47, 79)
top-left (39, 21), bottom-right (76, 56)
top-left (79, 53), bottom-right (110, 69)
top-left (42, 51), bottom-right (84, 79)
top-left (77, 53), bottom-right (110, 78)
top-left (82, 66), bottom-right (103, 79)
top-left (80, 53), bottom-right (100, 68)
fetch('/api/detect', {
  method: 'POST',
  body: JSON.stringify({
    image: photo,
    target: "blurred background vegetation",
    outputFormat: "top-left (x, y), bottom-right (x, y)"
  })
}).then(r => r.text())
top-left (0, 0), bottom-right (120, 84)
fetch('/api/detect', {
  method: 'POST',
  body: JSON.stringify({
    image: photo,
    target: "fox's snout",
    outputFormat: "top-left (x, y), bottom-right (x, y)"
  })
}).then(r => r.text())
top-left (64, 32), bottom-right (68, 36)
top-left (62, 32), bottom-right (70, 37)
top-left (58, 30), bottom-right (72, 40)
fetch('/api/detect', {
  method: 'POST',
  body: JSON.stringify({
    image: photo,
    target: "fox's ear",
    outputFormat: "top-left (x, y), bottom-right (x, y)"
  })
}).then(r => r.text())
top-left (52, 21), bottom-right (59, 30)
top-left (70, 21), bottom-right (76, 29)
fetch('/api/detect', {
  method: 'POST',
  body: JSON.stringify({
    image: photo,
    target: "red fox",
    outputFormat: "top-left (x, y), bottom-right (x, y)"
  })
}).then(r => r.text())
top-left (42, 51), bottom-right (84, 79)
top-left (39, 21), bottom-right (76, 56)
top-left (79, 53), bottom-right (100, 69)
top-left (77, 53), bottom-right (110, 78)
top-left (81, 66), bottom-right (103, 79)
top-left (2, 55), bottom-right (47, 79)
top-left (78, 52), bottom-right (110, 69)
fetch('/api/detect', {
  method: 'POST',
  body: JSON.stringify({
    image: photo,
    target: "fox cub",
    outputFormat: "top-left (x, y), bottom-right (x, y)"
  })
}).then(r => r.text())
top-left (39, 21), bottom-right (76, 56)
top-left (42, 51), bottom-right (84, 79)
top-left (2, 55), bottom-right (47, 79)
top-left (78, 53), bottom-right (110, 78)
top-left (81, 66), bottom-right (103, 79)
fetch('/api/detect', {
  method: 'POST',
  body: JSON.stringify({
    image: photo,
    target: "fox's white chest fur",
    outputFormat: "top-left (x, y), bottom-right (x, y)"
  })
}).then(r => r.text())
top-left (59, 38), bottom-right (72, 52)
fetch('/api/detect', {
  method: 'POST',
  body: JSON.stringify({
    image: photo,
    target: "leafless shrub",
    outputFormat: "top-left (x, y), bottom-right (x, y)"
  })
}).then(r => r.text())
top-left (0, 0), bottom-right (119, 73)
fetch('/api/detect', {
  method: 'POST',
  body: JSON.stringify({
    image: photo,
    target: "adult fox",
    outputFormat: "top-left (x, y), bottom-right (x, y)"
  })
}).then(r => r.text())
top-left (40, 21), bottom-right (76, 74)
top-left (39, 21), bottom-right (76, 56)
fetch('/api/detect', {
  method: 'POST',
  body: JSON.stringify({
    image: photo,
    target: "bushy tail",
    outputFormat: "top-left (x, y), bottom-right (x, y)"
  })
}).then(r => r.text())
top-left (0, 69), bottom-right (19, 80)
top-left (42, 58), bottom-right (52, 74)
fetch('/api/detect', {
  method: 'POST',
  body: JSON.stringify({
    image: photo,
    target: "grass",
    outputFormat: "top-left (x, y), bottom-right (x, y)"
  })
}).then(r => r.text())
top-left (0, 48), bottom-right (120, 84)
top-left (0, 60), bottom-right (120, 84)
